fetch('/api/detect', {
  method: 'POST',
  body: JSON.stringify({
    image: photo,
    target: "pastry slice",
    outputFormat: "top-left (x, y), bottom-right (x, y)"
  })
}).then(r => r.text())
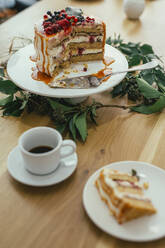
top-left (95, 169), bottom-right (156, 224)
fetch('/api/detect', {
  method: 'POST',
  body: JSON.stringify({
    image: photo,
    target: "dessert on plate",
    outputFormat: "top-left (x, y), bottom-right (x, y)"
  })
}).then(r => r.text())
top-left (95, 169), bottom-right (156, 224)
top-left (33, 6), bottom-right (106, 77)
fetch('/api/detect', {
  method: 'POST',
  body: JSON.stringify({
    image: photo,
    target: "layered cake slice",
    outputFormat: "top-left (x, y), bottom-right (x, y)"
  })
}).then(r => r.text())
top-left (33, 7), bottom-right (106, 77)
top-left (95, 169), bottom-right (156, 224)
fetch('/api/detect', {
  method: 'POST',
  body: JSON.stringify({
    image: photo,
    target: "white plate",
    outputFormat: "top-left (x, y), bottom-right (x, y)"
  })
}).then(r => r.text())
top-left (7, 146), bottom-right (78, 187)
top-left (7, 44), bottom-right (128, 98)
top-left (83, 161), bottom-right (165, 242)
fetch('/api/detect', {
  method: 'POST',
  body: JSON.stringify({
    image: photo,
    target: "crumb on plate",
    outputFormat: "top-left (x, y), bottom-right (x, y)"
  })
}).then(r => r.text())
top-left (143, 182), bottom-right (149, 189)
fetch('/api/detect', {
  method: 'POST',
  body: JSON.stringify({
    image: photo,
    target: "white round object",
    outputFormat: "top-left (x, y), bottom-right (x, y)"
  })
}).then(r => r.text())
top-left (123, 0), bottom-right (145, 20)
top-left (18, 126), bottom-right (76, 175)
top-left (7, 44), bottom-right (128, 98)
top-left (83, 161), bottom-right (165, 242)
top-left (7, 145), bottom-right (78, 187)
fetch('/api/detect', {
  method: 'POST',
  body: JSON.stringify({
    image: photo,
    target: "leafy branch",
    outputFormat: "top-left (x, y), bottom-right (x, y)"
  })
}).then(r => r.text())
top-left (107, 34), bottom-right (165, 114)
top-left (1, 35), bottom-right (165, 142)
top-left (0, 74), bottom-right (131, 142)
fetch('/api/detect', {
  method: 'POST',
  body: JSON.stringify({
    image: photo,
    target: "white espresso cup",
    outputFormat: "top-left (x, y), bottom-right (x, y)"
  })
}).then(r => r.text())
top-left (18, 126), bottom-right (76, 175)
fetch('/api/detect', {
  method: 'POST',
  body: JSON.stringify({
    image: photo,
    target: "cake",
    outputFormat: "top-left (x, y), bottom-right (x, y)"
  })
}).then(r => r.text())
top-left (33, 7), bottom-right (106, 77)
top-left (95, 169), bottom-right (156, 224)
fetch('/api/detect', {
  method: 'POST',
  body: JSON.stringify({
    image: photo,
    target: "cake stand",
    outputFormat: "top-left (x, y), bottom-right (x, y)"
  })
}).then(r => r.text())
top-left (7, 44), bottom-right (128, 104)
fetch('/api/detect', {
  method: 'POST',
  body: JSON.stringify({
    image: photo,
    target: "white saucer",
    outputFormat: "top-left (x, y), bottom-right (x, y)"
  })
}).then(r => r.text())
top-left (7, 146), bottom-right (78, 187)
top-left (83, 161), bottom-right (165, 242)
top-left (7, 44), bottom-right (128, 98)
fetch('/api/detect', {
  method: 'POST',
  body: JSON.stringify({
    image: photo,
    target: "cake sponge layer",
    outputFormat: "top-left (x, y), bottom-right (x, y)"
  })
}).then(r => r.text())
top-left (71, 53), bottom-right (103, 62)
top-left (96, 169), bottom-right (156, 224)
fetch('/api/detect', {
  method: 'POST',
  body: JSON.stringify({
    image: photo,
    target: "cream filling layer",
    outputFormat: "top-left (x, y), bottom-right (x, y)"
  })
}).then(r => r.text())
top-left (70, 35), bottom-right (103, 43)
top-left (47, 35), bottom-right (103, 56)
top-left (34, 32), bottom-right (103, 75)
top-left (104, 176), bottom-right (148, 201)
top-left (97, 179), bottom-right (119, 216)
top-left (72, 48), bottom-right (102, 56)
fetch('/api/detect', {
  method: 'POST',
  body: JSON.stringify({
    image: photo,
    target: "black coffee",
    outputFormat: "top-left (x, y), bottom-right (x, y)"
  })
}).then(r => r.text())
top-left (29, 146), bottom-right (54, 154)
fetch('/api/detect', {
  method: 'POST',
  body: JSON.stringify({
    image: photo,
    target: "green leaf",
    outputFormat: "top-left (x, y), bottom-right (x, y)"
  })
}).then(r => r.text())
top-left (3, 108), bottom-right (23, 117)
top-left (48, 99), bottom-right (73, 112)
top-left (90, 106), bottom-right (97, 125)
top-left (69, 114), bottom-right (78, 141)
top-left (75, 112), bottom-right (87, 142)
top-left (2, 100), bottom-right (23, 116)
top-left (157, 82), bottom-right (165, 94)
top-left (20, 99), bottom-right (28, 110)
top-left (140, 44), bottom-right (154, 55)
top-left (106, 35), bottom-right (123, 46)
top-left (131, 96), bottom-right (165, 114)
top-left (139, 70), bottom-right (156, 85)
top-left (0, 79), bottom-right (19, 95)
top-left (0, 95), bottom-right (13, 107)
top-left (106, 37), bottom-right (112, 45)
top-left (91, 106), bottom-right (97, 117)
top-left (56, 124), bottom-right (67, 134)
top-left (111, 82), bottom-right (124, 98)
top-left (119, 45), bottom-right (132, 55)
top-left (155, 68), bottom-right (165, 86)
top-left (136, 78), bottom-right (162, 99)
top-left (128, 55), bottom-right (142, 67)
top-left (141, 56), bottom-right (150, 64)
top-left (131, 169), bottom-right (140, 180)
top-left (0, 68), bottom-right (4, 77)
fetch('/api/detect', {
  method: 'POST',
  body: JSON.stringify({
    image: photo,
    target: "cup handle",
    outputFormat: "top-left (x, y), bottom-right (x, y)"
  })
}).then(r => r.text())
top-left (60, 140), bottom-right (76, 159)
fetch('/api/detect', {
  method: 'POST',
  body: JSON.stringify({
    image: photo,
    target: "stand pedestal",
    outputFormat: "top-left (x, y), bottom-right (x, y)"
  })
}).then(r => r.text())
top-left (64, 96), bottom-right (88, 105)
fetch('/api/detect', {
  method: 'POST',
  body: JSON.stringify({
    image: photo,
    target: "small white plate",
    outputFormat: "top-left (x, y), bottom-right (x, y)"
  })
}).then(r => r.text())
top-left (83, 161), bottom-right (165, 242)
top-left (7, 146), bottom-right (78, 187)
top-left (7, 44), bottom-right (128, 98)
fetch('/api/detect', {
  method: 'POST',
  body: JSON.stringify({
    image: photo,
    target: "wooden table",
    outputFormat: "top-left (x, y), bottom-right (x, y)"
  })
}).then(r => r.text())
top-left (0, 0), bottom-right (165, 247)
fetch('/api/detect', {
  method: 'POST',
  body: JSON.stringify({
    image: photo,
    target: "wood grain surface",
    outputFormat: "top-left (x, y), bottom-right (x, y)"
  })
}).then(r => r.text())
top-left (0, 0), bottom-right (165, 247)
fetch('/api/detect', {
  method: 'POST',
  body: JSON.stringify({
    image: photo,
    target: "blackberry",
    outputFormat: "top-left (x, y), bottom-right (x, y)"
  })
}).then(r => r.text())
top-left (55, 14), bottom-right (60, 19)
top-left (47, 11), bottom-right (53, 16)
top-left (78, 16), bottom-right (84, 22)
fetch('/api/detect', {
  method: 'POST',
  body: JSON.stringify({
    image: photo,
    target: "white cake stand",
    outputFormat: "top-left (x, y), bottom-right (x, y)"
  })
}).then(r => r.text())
top-left (7, 44), bottom-right (128, 103)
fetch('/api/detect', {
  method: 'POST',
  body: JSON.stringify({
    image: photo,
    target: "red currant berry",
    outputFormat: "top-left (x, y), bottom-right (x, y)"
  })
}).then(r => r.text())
top-left (44, 15), bottom-right (48, 19)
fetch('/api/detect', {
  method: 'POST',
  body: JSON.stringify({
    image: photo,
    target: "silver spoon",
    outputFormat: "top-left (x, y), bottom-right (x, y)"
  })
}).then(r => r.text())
top-left (49, 59), bottom-right (159, 89)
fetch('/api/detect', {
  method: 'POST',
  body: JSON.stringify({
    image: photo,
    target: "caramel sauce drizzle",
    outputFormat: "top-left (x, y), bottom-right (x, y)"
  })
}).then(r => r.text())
top-left (41, 37), bottom-right (45, 73)
top-left (31, 67), bottom-right (53, 85)
top-left (45, 40), bottom-right (50, 75)
top-left (102, 22), bottom-right (106, 60)
top-left (30, 55), bottom-right (37, 62)
top-left (93, 21), bottom-right (113, 82)
top-left (92, 68), bottom-right (112, 82)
